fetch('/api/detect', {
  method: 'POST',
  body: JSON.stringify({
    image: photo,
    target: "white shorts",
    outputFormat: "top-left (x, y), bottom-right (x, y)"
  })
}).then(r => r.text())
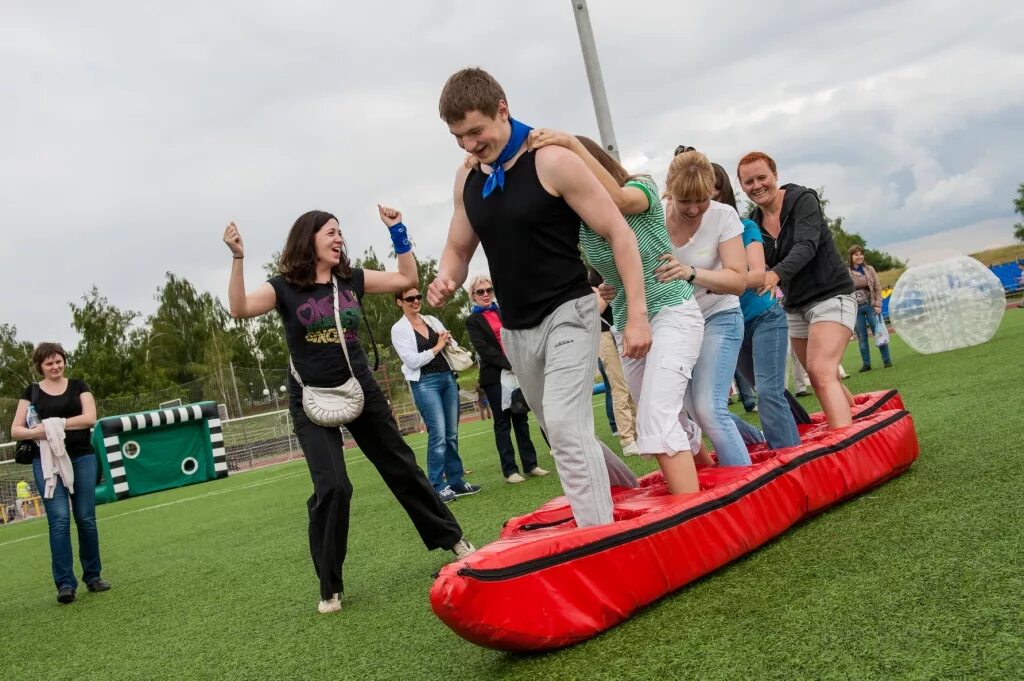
top-left (786, 294), bottom-right (856, 338)
top-left (616, 300), bottom-right (704, 456)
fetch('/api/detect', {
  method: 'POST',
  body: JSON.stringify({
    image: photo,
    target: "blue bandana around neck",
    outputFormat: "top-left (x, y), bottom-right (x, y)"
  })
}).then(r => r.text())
top-left (481, 118), bottom-right (533, 198)
top-left (471, 302), bottom-right (499, 314)
top-left (854, 264), bottom-right (866, 274)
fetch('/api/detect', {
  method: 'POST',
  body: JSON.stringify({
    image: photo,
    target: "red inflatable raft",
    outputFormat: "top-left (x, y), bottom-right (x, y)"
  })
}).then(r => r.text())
top-left (430, 390), bottom-right (918, 651)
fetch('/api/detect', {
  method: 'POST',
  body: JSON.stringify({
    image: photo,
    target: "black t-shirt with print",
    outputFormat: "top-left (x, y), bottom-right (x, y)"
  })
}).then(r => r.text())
top-left (269, 270), bottom-right (370, 388)
top-left (22, 378), bottom-right (94, 457)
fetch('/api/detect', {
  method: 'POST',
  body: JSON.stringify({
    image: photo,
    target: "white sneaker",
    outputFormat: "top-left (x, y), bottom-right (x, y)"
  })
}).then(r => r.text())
top-left (527, 466), bottom-right (549, 477)
top-left (622, 442), bottom-right (639, 456)
top-left (505, 472), bottom-right (526, 483)
top-left (317, 594), bottom-right (341, 614)
top-left (451, 538), bottom-right (477, 559)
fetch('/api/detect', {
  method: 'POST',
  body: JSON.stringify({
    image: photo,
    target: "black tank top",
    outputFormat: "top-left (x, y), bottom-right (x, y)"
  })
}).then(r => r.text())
top-left (463, 151), bottom-right (592, 329)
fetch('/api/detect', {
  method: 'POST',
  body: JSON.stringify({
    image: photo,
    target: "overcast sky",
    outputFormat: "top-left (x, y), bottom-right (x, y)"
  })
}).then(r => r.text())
top-left (2, 0), bottom-right (1022, 349)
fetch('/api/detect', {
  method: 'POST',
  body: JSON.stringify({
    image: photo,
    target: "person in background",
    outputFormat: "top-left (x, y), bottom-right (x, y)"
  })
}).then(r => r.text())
top-left (589, 267), bottom-right (638, 454)
top-left (464, 274), bottom-right (547, 484)
top-left (9, 342), bottom-right (109, 604)
top-left (848, 245), bottom-right (893, 371)
top-left (475, 382), bottom-right (492, 420)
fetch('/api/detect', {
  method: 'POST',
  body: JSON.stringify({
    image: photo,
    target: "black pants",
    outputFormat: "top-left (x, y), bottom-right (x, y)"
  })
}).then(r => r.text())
top-left (482, 382), bottom-right (539, 477)
top-left (292, 377), bottom-right (463, 600)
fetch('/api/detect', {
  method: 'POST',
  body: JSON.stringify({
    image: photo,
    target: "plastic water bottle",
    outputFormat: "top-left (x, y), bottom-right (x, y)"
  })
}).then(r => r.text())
top-left (889, 256), bottom-right (1005, 354)
top-left (26, 405), bottom-right (40, 428)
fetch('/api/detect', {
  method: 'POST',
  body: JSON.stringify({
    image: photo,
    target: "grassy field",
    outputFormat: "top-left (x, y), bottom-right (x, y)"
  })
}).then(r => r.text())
top-left (2, 312), bottom-right (1022, 680)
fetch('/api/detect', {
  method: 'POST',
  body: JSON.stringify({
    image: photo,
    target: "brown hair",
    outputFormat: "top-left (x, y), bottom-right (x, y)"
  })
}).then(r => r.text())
top-left (711, 162), bottom-right (738, 211)
top-left (575, 135), bottom-right (650, 188)
top-left (848, 244), bottom-right (865, 268)
top-left (439, 68), bottom-right (507, 124)
top-left (664, 150), bottom-right (716, 201)
top-left (278, 210), bottom-right (351, 289)
top-left (33, 342), bottom-right (67, 374)
top-left (736, 151), bottom-right (778, 178)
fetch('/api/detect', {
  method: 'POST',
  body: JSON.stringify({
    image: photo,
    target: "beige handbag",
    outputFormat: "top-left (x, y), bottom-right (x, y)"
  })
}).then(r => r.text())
top-left (289, 277), bottom-right (365, 426)
top-left (424, 316), bottom-right (475, 372)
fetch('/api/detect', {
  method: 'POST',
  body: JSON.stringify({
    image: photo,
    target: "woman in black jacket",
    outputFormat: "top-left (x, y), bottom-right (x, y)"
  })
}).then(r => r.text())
top-left (464, 275), bottom-right (548, 483)
top-left (737, 152), bottom-right (856, 429)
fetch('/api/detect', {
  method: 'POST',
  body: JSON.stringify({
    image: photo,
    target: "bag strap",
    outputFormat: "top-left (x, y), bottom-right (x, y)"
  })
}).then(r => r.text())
top-left (288, 275), bottom-right (357, 388)
top-left (30, 382), bottom-right (39, 407)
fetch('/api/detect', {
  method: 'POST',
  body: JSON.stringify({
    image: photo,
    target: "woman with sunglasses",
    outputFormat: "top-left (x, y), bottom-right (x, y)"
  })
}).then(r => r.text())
top-left (392, 288), bottom-right (481, 504)
top-left (224, 206), bottom-right (475, 615)
top-left (464, 274), bottom-right (548, 484)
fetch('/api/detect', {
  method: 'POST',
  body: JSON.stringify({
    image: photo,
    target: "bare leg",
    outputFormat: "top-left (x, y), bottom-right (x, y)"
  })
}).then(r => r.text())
top-left (795, 323), bottom-right (854, 429)
top-left (656, 450), bottom-right (699, 494)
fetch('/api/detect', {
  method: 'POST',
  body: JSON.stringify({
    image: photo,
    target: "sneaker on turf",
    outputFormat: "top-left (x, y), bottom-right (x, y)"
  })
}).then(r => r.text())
top-left (622, 442), bottom-right (639, 456)
top-left (318, 594), bottom-right (341, 614)
top-left (57, 586), bottom-right (76, 604)
top-left (505, 472), bottom-right (525, 483)
top-left (451, 538), bottom-right (477, 559)
top-left (526, 466), bottom-right (549, 477)
top-left (86, 579), bottom-right (111, 593)
top-left (451, 482), bottom-right (482, 497)
top-left (438, 486), bottom-right (457, 503)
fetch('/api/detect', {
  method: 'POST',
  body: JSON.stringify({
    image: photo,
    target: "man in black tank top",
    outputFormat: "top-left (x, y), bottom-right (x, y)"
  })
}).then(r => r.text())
top-left (427, 68), bottom-right (652, 527)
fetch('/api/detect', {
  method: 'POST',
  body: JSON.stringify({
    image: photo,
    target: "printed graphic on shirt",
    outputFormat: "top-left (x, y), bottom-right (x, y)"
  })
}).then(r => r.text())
top-left (295, 289), bottom-right (363, 344)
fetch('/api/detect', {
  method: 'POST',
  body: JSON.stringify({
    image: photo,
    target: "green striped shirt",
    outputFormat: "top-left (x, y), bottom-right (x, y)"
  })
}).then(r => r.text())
top-left (579, 175), bottom-right (692, 329)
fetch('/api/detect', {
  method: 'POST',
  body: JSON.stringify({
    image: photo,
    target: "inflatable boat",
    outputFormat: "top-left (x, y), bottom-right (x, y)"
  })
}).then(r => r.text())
top-left (430, 390), bottom-right (918, 651)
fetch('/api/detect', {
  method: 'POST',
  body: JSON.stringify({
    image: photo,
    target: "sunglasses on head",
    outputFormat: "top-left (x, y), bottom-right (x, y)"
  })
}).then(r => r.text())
top-left (401, 294), bottom-right (423, 303)
top-left (674, 145), bottom-right (696, 156)
top-left (474, 287), bottom-right (494, 296)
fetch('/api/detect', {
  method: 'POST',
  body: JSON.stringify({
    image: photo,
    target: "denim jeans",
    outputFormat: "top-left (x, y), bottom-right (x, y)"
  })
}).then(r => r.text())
top-left (685, 307), bottom-right (751, 466)
top-left (737, 303), bottom-right (801, 448)
top-left (32, 454), bottom-right (103, 591)
top-left (855, 303), bottom-right (892, 367)
top-left (597, 359), bottom-right (617, 433)
top-left (410, 371), bottom-right (466, 493)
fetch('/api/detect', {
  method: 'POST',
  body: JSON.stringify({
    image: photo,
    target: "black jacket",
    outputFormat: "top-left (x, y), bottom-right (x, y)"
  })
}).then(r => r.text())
top-left (752, 184), bottom-right (853, 311)
top-left (465, 310), bottom-right (513, 387)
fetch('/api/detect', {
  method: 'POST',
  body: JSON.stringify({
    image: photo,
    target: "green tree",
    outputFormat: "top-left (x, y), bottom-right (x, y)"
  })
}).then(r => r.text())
top-left (0, 323), bottom-right (35, 399)
top-left (67, 287), bottom-right (147, 398)
top-left (1013, 182), bottom-right (1024, 243)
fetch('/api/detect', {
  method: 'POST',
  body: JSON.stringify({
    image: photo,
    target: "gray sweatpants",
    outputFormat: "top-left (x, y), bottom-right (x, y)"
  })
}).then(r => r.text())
top-left (502, 295), bottom-right (638, 527)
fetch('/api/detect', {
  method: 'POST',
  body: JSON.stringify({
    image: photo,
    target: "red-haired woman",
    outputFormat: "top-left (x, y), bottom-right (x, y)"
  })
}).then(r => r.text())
top-left (737, 152), bottom-right (856, 429)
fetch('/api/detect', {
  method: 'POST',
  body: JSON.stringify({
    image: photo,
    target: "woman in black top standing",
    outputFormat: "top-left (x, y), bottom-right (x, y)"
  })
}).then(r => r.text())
top-left (223, 206), bottom-right (474, 615)
top-left (10, 342), bottom-right (109, 604)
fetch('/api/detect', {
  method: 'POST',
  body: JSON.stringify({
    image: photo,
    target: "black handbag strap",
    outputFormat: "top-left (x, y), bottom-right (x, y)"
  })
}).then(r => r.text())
top-left (29, 382), bottom-right (39, 409)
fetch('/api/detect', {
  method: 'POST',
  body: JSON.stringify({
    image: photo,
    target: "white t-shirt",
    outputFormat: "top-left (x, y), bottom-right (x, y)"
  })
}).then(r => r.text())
top-left (671, 200), bottom-right (744, 319)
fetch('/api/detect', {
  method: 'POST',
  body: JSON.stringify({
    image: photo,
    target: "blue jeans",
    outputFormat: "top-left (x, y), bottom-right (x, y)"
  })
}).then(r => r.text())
top-left (597, 358), bottom-right (617, 433)
top-left (32, 454), bottom-right (103, 591)
top-left (410, 371), bottom-right (466, 493)
top-left (855, 303), bottom-right (891, 367)
top-left (685, 307), bottom-right (751, 466)
top-left (737, 303), bottom-right (801, 449)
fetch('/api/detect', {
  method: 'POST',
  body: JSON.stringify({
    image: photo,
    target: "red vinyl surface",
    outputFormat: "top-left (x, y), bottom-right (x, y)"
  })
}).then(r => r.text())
top-left (430, 390), bottom-right (918, 651)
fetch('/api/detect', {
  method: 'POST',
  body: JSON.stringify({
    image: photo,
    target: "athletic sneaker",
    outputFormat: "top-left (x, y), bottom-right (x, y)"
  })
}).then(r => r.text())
top-left (318, 594), bottom-right (341, 614)
top-left (505, 473), bottom-right (525, 484)
top-left (622, 442), bottom-right (639, 456)
top-left (451, 482), bottom-right (482, 497)
top-left (57, 587), bottom-right (76, 604)
top-left (438, 486), bottom-right (457, 503)
top-left (451, 538), bottom-right (477, 559)
top-left (526, 467), bottom-right (549, 477)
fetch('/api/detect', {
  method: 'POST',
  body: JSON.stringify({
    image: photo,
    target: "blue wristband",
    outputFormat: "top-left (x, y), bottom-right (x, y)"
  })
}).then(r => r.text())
top-left (389, 222), bottom-right (412, 255)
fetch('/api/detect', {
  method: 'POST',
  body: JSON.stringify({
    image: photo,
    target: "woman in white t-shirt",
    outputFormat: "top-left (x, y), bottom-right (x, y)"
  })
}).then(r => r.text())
top-left (654, 151), bottom-right (752, 466)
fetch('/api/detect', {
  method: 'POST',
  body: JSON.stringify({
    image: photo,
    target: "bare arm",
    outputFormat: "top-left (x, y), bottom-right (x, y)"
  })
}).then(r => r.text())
top-left (693, 235), bottom-right (746, 295)
top-left (223, 222), bottom-right (277, 319)
top-left (364, 206), bottom-right (418, 294)
top-left (64, 391), bottom-right (96, 431)
top-left (536, 146), bottom-right (651, 358)
top-left (529, 130), bottom-right (650, 215)
top-left (429, 166), bottom-right (480, 306)
top-left (744, 240), bottom-right (767, 291)
top-left (10, 399), bottom-right (43, 441)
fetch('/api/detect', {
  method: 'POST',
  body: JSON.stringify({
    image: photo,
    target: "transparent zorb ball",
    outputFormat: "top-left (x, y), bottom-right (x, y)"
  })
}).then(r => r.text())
top-left (889, 256), bottom-right (1005, 354)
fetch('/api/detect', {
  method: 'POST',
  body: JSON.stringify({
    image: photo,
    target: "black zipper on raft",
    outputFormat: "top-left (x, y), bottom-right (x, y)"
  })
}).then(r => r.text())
top-left (855, 390), bottom-right (898, 419)
top-left (518, 517), bottom-right (575, 532)
top-left (457, 410), bottom-right (910, 581)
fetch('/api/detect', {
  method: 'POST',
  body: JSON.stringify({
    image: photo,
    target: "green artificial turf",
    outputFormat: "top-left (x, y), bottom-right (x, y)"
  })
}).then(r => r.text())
top-left (2, 312), bottom-right (1022, 680)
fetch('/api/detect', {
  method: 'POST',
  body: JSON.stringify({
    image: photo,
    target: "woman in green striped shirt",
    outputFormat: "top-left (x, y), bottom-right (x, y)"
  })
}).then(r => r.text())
top-left (528, 131), bottom-right (705, 495)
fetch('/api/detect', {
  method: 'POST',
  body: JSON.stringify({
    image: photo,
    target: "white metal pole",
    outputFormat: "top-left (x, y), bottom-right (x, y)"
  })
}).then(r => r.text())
top-left (571, 0), bottom-right (620, 161)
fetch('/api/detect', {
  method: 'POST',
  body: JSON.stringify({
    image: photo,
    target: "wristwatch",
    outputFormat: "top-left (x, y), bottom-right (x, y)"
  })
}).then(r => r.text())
top-left (686, 266), bottom-right (697, 283)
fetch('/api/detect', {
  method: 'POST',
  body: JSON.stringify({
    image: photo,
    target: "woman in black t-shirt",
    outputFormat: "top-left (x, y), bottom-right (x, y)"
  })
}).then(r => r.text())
top-left (223, 206), bottom-right (475, 615)
top-left (10, 342), bottom-right (109, 604)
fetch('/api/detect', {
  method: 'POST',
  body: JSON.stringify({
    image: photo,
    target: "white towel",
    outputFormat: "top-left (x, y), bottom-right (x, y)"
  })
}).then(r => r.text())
top-left (39, 417), bottom-right (74, 498)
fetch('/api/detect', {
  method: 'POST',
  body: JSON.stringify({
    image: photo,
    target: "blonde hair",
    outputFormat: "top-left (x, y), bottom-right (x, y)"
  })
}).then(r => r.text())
top-left (467, 274), bottom-right (493, 296)
top-left (664, 150), bottom-right (716, 201)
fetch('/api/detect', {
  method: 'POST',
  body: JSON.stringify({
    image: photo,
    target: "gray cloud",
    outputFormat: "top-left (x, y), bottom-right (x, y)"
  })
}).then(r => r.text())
top-left (2, 0), bottom-right (1022, 348)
